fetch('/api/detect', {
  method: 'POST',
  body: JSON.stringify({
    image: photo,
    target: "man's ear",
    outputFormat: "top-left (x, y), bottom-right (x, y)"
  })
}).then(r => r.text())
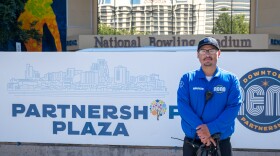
top-left (217, 50), bottom-right (221, 58)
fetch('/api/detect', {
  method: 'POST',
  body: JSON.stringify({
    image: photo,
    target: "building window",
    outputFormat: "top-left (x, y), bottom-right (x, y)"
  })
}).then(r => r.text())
top-left (131, 0), bottom-right (140, 4)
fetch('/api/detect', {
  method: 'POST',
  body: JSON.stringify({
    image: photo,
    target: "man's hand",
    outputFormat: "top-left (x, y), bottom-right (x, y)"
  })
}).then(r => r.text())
top-left (203, 137), bottom-right (216, 146)
top-left (196, 124), bottom-right (216, 146)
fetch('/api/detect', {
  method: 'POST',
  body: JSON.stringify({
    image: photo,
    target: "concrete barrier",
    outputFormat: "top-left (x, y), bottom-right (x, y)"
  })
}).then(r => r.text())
top-left (1, 143), bottom-right (280, 156)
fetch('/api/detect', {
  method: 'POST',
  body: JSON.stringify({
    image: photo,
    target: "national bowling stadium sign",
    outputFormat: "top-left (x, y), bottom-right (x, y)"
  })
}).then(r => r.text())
top-left (66, 34), bottom-right (280, 51)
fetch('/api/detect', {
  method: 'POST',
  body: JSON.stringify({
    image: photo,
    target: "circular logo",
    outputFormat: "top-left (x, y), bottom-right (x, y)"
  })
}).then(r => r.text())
top-left (237, 68), bottom-right (280, 133)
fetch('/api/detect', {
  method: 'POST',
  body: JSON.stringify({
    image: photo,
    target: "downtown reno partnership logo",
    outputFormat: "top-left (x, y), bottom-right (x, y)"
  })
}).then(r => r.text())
top-left (237, 68), bottom-right (280, 133)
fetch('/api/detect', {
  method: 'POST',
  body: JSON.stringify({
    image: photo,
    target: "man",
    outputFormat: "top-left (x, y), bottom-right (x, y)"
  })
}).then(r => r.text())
top-left (177, 37), bottom-right (242, 156)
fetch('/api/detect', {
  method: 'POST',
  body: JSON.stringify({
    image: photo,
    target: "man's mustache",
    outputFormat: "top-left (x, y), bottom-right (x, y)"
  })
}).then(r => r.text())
top-left (203, 57), bottom-right (212, 60)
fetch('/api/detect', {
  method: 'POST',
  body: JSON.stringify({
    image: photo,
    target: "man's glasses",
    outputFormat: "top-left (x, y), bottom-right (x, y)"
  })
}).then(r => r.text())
top-left (198, 49), bottom-right (218, 55)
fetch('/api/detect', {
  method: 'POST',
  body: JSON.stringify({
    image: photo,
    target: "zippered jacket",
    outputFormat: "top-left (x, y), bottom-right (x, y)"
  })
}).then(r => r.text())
top-left (177, 67), bottom-right (242, 140)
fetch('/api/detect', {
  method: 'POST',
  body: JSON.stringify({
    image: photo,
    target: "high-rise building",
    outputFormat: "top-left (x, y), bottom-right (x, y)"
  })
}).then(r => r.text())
top-left (114, 66), bottom-right (129, 84)
top-left (205, 0), bottom-right (250, 34)
top-left (98, 0), bottom-right (250, 35)
top-left (98, 0), bottom-right (206, 35)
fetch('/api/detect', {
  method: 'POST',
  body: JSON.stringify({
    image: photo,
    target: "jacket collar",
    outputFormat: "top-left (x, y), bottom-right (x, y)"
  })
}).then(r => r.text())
top-left (197, 66), bottom-right (221, 79)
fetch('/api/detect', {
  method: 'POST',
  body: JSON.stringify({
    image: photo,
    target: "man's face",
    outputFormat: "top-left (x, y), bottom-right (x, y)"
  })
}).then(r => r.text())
top-left (197, 45), bottom-right (220, 67)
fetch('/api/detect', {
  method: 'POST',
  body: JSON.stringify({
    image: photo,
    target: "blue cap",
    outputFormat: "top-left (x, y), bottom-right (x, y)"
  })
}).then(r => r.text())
top-left (197, 37), bottom-right (220, 51)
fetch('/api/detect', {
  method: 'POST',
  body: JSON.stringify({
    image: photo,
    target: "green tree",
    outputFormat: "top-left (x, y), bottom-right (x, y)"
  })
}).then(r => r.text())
top-left (0, 0), bottom-right (41, 51)
top-left (232, 14), bottom-right (249, 34)
top-left (98, 23), bottom-right (148, 35)
top-left (213, 12), bottom-right (249, 34)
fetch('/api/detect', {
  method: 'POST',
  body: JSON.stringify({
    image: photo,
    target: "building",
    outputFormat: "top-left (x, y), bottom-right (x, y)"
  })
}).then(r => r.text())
top-left (205, 0), bottom-right (250, 34)
top-left (250, 0), bottom-right (280, 34)
top-left (98, 0), bottom-right (206, 35)
top-left (97, 0), bottom-right (250, 35)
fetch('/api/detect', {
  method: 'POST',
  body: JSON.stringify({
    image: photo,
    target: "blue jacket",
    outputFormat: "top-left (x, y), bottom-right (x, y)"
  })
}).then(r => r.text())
top-left (177, 67), bottom-right (242, 140)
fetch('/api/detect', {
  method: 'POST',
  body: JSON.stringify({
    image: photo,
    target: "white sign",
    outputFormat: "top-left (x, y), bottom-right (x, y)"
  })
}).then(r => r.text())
top-left (16, 42), bottom-right (21, 52)
top-left (0, 52), bottom-right (279, 149)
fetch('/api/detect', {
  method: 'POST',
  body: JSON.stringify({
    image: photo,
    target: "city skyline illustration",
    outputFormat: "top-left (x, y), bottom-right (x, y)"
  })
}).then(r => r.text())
top-left (7, 59), bottom-right (168, 97)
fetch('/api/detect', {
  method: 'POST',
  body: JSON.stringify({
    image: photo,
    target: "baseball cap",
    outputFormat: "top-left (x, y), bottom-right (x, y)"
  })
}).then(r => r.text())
top-left (197, 37), bottom-right (220, 51)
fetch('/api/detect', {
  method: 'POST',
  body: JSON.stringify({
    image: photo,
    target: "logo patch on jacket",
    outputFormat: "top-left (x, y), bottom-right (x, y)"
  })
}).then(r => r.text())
top-left (193, 87), bottom-right (204, 90)
top-left (214, 85), bottom-right (226, 93)
top-left (179, 81), bottom-right (184, 88)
